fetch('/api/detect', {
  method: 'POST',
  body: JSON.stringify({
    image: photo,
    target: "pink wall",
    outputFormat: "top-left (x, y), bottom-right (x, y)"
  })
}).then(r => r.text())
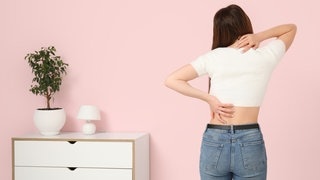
top-left (1, 0), bottom-right (319, 179)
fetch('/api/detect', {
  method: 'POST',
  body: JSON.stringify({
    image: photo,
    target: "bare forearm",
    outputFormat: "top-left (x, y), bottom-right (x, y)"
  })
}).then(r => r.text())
top-left (165, 79), bottom-right (210, 103)
top-left (165, 64), bottom-right (235, 121)
top-left (256, 24), bottom-right (297, 50)
top-left (164, 64), bottom-right (211, 103)
top-left (238, 24), bottom-right (297, 52)
top-left (256, 24), bottom-right (296, 41)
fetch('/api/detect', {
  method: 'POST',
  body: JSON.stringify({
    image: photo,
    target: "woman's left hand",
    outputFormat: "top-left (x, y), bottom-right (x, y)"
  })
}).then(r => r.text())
top-left (207, 95), bottom-right (234, 124)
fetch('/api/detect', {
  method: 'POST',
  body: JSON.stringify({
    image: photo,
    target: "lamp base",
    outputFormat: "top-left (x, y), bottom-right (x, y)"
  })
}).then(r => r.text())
top-left (82, 122), bottom-right (96, 135)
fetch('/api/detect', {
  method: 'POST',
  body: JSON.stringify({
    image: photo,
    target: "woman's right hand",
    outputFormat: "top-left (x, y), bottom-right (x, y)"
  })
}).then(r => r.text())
top-left (239, 24), bottom-right (297, 52)
top-left (237, 34), bottom-right (261, 52)
top-left (207, 96), bottom-right (234, 124)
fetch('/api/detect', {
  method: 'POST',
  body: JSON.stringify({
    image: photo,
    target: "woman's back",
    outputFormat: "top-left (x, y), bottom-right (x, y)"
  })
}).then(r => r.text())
top-left (191, 39), bottom-right (286, 108)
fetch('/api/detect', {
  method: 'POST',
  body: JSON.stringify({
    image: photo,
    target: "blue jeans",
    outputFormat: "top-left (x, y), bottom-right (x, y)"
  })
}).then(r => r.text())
top-left (200, 124), bottom-right (267, 180)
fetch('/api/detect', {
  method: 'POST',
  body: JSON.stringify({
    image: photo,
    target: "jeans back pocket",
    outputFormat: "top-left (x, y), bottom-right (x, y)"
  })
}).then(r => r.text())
top-left (200, 136), bottom-right (224, 174)
top-left (240, 139), bottom-right (267, 171)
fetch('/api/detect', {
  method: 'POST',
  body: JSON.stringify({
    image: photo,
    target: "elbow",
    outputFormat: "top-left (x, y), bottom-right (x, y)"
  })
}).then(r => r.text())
top-left (164, 74), bottom-right (179, 90)
top-left (293, 24), bottom-right (297, 33)
top-left (164, 76), bottom-right (173, 89)
top-left (290, 24), bottom-right (297, 32)
top-left (288, 24), bottom-right (297, 34)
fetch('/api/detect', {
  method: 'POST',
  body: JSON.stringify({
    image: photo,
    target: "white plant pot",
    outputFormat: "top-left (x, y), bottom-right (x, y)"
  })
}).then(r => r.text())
top-left (34, 108), bottom-right (66, 136)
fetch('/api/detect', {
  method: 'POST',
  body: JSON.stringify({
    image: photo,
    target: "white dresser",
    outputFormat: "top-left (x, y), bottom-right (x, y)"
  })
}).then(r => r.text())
top-left (12, 132), bottom-right (149, 180)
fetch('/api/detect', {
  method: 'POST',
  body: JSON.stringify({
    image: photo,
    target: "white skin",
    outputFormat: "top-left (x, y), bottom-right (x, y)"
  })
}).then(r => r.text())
top-left (165, 24), bottom-right (297, 124)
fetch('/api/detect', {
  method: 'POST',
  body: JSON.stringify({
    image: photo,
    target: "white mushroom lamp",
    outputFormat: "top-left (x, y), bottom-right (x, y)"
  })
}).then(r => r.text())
top-left (77, 105), bottom-right (101, 135)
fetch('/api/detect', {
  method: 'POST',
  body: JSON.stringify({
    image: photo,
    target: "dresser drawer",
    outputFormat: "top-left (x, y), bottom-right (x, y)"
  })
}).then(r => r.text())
top-left (14, 140), bottom-right (133, 168)
top-left (15, 167), bottom-right (132, 180)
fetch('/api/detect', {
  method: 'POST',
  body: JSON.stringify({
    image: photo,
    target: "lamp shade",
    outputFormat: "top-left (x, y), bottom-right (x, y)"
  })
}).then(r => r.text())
top-left (77, 105), bottom-right (101, 121)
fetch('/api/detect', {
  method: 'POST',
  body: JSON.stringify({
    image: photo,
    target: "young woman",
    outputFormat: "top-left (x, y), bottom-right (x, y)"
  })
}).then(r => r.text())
top-left (165, 4), bottom-right (296, 180)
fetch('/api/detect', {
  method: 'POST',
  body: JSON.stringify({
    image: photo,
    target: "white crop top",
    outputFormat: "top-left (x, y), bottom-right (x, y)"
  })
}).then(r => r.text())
top-left (190, 39), bottom-right (286, 107)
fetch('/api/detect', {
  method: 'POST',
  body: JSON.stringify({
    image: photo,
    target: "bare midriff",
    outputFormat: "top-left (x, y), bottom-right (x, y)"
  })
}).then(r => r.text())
top-left (210, 106), bottom-right (260, 125)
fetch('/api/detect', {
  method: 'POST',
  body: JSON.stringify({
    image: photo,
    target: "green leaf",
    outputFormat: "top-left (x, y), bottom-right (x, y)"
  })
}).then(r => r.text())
top-left (25, 46), bottom-right (68, 108)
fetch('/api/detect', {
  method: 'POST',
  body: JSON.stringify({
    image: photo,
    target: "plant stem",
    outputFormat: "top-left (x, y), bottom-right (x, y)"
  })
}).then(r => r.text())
top-left (46, 94), bottom-right (51, 109)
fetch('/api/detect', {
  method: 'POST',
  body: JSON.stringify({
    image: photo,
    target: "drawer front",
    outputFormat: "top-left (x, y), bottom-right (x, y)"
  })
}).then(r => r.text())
top-left (14, 140), bottom-right (133, 168)
top-left (15, 167), bottom-right (132, 180)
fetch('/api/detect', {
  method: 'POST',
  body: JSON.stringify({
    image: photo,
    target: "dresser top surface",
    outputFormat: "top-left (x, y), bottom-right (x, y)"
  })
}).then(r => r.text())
top-left (12, 132), bottom-right (149, 141)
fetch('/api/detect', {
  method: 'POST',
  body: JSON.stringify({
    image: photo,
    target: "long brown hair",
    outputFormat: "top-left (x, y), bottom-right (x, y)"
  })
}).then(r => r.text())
top-left (209, 4), bottom-right (253, 92)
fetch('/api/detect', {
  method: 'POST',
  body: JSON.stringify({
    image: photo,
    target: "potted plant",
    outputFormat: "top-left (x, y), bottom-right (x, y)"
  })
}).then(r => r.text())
top-left (25, 46), bottom-right (68, 135)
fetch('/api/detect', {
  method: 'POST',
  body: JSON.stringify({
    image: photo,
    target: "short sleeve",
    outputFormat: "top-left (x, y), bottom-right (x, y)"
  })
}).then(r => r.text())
top-left (258, 39), bottom-right (286, 63)
top-left (190, 55), bottom-right (208, 76)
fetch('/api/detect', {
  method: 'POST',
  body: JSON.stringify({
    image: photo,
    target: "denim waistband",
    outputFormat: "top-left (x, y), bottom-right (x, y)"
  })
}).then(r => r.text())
top-left (207, 123), bottom-right (260, 134)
